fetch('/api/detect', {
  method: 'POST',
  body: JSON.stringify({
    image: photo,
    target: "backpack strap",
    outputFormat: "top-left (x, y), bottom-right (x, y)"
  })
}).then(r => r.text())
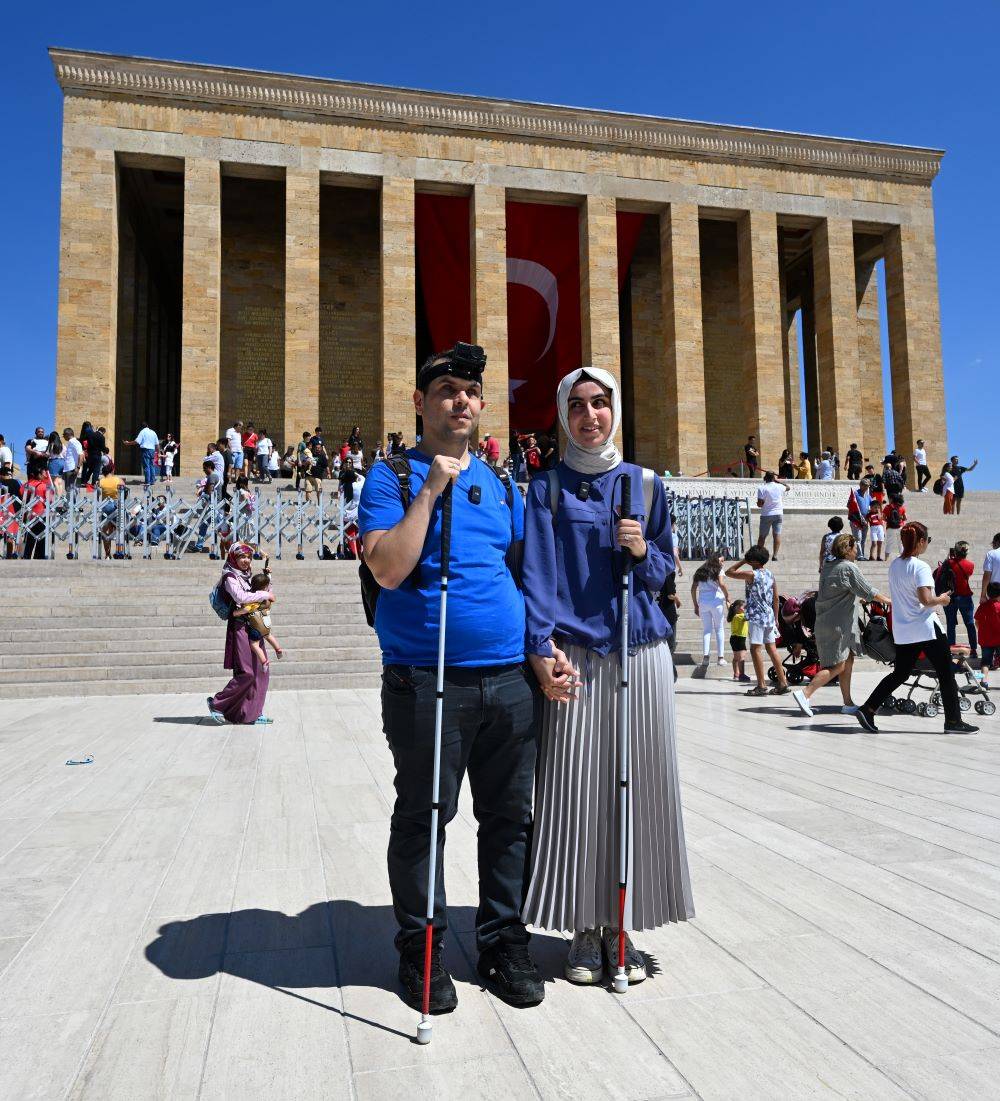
top-left (546, 469), bottom-right (560, 518)
top-left (384, 454), bottom-right (413, 507)
top-left (641, 467), bottom-right (655, 530)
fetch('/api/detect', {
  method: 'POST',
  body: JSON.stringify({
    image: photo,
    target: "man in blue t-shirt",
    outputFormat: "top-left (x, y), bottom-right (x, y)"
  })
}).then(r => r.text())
top-left (360, 343), bottom-right (549, 1015)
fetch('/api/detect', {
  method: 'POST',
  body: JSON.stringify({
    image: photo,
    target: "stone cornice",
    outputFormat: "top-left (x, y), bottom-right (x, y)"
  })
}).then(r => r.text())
top-left (50, 48), bottom-right (943, 184)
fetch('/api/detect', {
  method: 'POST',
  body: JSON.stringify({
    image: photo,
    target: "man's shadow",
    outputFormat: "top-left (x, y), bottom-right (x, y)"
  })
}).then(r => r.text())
top-left (145, 900), bottom-right (567, 1042)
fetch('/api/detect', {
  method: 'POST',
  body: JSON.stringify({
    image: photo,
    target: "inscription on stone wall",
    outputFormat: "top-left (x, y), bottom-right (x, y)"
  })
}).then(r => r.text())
top-left (319, 187), bottom-right (381, 452)
top-left (236, 303), bottom-right (284, 436)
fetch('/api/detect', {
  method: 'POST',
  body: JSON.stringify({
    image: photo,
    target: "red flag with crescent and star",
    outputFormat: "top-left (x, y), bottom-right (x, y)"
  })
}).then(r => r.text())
top-left (415, 195), bottom-right (646, 432)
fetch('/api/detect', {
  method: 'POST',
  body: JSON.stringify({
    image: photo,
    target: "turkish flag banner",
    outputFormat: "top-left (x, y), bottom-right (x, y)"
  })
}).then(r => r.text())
top-left (415, 195), bottom-right (646, 433)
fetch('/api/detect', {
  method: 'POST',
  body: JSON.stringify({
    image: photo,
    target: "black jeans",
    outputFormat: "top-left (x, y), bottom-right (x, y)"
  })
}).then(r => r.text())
top-left (863, 625), bottom-right (960, 723)
top-left (916, 464), bottom-right (932, 492)
top-left (382, 661), bottom-right (540, 954)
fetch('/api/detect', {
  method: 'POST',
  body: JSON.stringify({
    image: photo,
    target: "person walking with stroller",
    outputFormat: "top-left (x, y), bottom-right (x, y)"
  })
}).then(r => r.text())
top-left (359, 343), bottom-right (550, 1015)
top-left (855, 521), bottom-right (979, 735)
top-left (791, 533), bottom-right (892, 718)
top-left (691, 553), bottom-right (730, 666)
top-left (726, 547), bottom-right (789, 696)
top-left (520, 367), bottom-right (694, 988)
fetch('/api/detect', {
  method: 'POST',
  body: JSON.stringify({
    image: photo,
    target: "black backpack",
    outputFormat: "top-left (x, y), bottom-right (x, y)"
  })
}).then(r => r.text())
top-left (933, 559), bottom-right (955, 596)
top-left (883, 467), bottom-right (904, 495)
top-left (885, 504), bottom-right (902, 529)
top-left (932, 477), bottom-right (944, 496)
top-left (358, 455), bottom-right (515, 628)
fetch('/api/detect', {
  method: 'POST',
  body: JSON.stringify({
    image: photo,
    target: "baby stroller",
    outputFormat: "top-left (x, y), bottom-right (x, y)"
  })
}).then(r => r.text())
top-left (768, 593), bottom-right (821, 685)
top-left (860, 601), bottom-right (996, 719)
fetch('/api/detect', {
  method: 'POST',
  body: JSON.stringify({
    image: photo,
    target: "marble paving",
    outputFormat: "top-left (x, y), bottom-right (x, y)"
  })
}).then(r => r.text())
top-left (1, 675), bottom-right (999, 1099)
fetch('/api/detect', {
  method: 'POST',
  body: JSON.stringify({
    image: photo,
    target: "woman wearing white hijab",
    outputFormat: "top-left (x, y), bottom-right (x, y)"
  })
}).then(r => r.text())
top-left (521, 367), bottom-right (694, 985)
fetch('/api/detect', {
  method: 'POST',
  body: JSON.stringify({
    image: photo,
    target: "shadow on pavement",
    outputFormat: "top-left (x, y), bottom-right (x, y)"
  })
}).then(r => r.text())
top-left (146, 901), bottom-right (568, 1040)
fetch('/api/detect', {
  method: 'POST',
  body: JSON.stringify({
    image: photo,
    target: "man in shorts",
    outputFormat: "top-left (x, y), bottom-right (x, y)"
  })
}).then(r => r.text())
top-left (756, 470), bottom-right (788, 562)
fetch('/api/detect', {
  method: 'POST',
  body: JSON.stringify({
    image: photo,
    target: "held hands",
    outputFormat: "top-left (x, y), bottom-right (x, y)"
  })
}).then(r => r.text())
top-left (528, 644), bottom-right (581, 704)
top-left (616, 518), bottom-right (646, 559)
top-left (423, 454), bottom-right (462, 499)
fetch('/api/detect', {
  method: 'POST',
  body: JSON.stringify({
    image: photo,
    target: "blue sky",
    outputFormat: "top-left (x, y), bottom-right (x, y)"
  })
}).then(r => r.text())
top-left (3, 1), bottom-right (996, 485)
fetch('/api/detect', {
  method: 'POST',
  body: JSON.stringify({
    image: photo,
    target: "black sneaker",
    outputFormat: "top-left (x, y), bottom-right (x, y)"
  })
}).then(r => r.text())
top-left (943, 719), bottom-right (979, 735)
top-left (477, 940), bottom-right (545, 1006)
top-left (855, 707), bottom-right (879, 733)
top-left (397, 941), bottom-right (457, 1014)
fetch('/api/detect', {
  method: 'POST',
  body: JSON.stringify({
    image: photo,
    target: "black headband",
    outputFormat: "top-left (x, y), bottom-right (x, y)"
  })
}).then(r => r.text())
top-left (417, 342), bottom-right (487, 390)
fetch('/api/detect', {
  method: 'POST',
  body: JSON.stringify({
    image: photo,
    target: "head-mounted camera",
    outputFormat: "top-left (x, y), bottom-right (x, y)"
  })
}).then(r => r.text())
top-left (417, 342), bottom-right (487, 391)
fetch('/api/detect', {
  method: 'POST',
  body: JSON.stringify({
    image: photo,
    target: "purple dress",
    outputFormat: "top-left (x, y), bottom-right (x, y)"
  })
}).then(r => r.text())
top-left (210, 567), bottom-right (271, 723)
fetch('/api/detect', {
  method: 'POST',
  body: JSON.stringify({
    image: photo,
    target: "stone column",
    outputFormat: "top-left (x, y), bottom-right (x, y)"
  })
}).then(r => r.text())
top-left (284, 167), bottom-right (320, 452)
top-left (737, 211), bottom-right (786, 470)
top-left (812, 218), bottom-right (864, 461)
top-left (884, 222), bottom-right (947, 463)
top-left (55, 143), bottom-right (118, 440)
top-left (579, 195), bottom-right (621, 385)
top-left (855, 258), bottom-right (886, 461)
top-left (660, 204), bottom-right (707, 475)
top-left (380, 176), bottom-right (416, 444)
top-left (471, 184), bottom-right (509, 449)
top-left (180, 158), bottom-right (221, 475)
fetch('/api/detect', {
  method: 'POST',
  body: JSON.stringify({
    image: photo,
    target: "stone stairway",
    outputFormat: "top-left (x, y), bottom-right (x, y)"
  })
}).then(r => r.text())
top-left (2, 481), bottom-right (997, 699)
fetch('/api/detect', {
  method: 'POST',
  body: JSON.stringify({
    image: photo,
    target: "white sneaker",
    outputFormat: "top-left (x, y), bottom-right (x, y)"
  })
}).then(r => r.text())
top-left (565, 928), bottom-right (603, 984)
top-left (602, 927), bottom-right (647, 984)
top-left (792, 689), bottom-right (813, 718)
top-left (717, 659), bottom-right (727, 667)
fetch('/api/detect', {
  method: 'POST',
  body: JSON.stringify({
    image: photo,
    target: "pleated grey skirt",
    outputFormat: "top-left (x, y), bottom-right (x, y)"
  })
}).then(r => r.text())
top-left (522, 638), bottom-right (695, 932)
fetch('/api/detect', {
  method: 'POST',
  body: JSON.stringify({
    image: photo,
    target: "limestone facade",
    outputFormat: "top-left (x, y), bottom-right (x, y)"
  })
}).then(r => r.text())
top-left (51, 49), bottom-right (948, 475)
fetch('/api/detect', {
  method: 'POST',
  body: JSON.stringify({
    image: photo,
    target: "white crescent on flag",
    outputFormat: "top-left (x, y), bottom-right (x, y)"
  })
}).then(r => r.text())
top-left (506, 258), bottom-right (558, 361)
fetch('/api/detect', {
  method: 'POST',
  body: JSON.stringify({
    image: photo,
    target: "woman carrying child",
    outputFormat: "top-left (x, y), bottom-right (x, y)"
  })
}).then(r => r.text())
top-left (232, 559), bottom-right (284, 669)
top-left (208, 542), bottom-right (275, 725)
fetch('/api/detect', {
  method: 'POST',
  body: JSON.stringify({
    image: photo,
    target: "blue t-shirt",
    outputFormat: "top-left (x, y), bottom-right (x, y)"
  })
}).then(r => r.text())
top-left (358, 451), bottom-right (525, 667)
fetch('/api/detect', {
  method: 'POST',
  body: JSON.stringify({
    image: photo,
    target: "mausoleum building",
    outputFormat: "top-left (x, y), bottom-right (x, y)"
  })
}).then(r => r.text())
top-left (51, 48), bottom-right (947, 474)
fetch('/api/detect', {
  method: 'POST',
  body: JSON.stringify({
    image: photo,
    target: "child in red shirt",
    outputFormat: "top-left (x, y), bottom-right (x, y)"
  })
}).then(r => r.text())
top-left (974, 582), bottom-right (1000, 687)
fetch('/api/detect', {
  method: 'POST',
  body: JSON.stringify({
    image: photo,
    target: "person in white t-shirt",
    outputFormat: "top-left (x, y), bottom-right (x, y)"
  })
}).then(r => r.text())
top-left (226, 422), bottom-right (245, 478)
top-left (940, 464), bottom-right (956, 514)
top-left (254, 430), bottom-right (273, 484)
top-left (982, 534), bottom-right (1000, 604)
top-left (0, 435), bottom-right (13, 471)
top-left (856, 521), bottom-right (978, 735)
top-left (913, 439), bottom-right (931, 492)
top-left (755, 471), bottom-right (789, 561)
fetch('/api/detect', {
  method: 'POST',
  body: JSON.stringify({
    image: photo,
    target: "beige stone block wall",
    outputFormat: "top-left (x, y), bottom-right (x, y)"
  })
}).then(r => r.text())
top-left (628, 220), bottom-right (666, 470)
top-left (579, 195), bottom-right (621, 386)
top-left (471, 184), bottom-right (510, 449)
top-left (381, 176), bottom-right (417, 443)
top-left (319, 187), bottom-right (380, 455)
top-left (737, 211), bottom-right (786, 471)
top-left (700, 221), bottom-right (743, 473)
top-left (812, 218), bottom-right (864, 460)
top-left (219, 177), bottom-right (285, 450)
top-left (180, 158), bottom-right (220, 474)
top-left (55, 142), bottom-right (118, 438)
top-left (284, 167), bottom-right (320, 450)
top-left (660, 204), bottom-right (707, 475)
top-left (855, 258), bottom-right (886, 462)
top-left (884, 223), bottom-right (948, 465)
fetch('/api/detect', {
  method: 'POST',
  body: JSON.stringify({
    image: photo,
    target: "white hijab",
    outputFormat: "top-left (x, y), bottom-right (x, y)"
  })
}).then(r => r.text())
top-left (556, 366), bottom-right (623, 475)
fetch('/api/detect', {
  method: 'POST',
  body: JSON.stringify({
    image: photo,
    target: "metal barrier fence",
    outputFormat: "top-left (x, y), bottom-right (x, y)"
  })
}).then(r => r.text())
top-left (0, 482), bottom-right (748, 563)
top-left (0, 486), bottom-right (357, 561)
top-left (670, 493), bottom-right (750, 561)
